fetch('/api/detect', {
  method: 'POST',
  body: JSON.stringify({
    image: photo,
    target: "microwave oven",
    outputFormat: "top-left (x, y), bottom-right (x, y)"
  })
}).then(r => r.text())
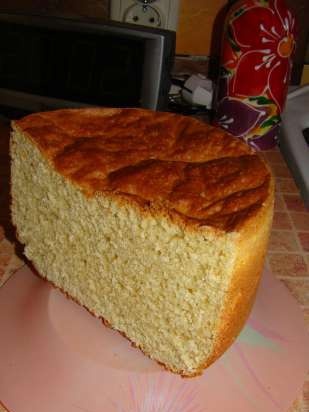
top-left (0, 13), bottom-right (175, 112)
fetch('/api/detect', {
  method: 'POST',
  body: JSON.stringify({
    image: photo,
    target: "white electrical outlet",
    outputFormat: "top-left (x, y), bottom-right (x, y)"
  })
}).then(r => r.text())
top-left (124, 4), bottom-right (162, 28)
top-left (110, 0), bottom-right (180, 31)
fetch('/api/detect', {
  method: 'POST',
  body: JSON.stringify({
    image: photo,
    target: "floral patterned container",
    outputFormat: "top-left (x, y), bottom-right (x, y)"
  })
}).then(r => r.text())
top-left (214, 0), bottom-right (296, 150)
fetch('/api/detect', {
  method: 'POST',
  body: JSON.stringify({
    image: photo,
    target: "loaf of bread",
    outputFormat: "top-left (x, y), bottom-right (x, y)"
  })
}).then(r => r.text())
top-left (11, 108), bottom-right (274, 376)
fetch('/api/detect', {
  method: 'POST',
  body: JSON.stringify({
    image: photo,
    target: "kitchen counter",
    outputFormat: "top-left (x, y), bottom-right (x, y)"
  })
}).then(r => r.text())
top-left (0, 117), bottom-right (308, 412)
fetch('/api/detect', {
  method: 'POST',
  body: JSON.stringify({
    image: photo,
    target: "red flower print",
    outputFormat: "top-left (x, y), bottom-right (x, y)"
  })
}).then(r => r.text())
top-left (228, 0), bottom-right (296, 112)
top-left (222, 39), bottom-right (238, 72)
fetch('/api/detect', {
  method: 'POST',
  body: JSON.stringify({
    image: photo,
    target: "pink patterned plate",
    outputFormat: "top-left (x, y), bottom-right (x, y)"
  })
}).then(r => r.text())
top-left (0, 266), bottom-right (308, 412)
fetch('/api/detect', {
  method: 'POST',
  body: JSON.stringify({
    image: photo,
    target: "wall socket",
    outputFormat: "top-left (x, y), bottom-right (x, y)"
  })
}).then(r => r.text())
top-left (110, 0), bottom-right (180, 31)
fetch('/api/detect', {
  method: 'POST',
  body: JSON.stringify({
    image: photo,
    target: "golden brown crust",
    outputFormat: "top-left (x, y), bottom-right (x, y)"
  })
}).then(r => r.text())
top-left (0, 400), bottom-right (11, 412)
top-left (202, 175), bottom-right (275, 370)
top-left (13, 107), bottom-right (272, 232)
